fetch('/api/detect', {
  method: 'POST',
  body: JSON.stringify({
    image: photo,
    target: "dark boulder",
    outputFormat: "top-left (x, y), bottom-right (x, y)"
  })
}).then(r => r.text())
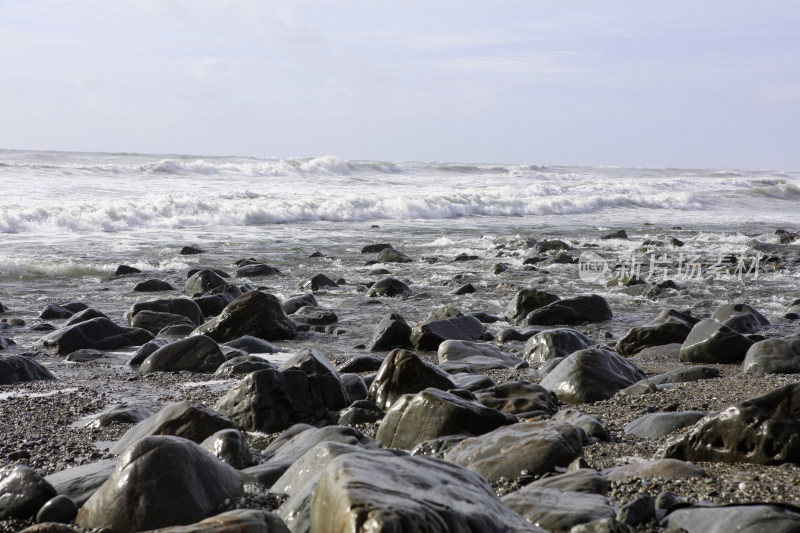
top-left (376, 248), bottom-right (412, 263)
top-left (338, 354), bottom-right (384, 373)
top-left (65, 308), bottom-right (109, 326)
top-left (130, 310), bottom-right (197, 335)
top-left (36, 494), bottom-right (79, 524)
top-left (289, 305), bottom-right (338, 326)
top-left (366, 313), bottom-right (413, 352)
top-left (192, 293), bottom-right (235, 318)
top-left (127, 298), bottom-right (204, 326)
top-left (523, 328), bottom-right (592, 364)
top-left (367, 277), bottom-right (411, 297)
top-left (113, 265), bottom-right (141, 276)
top-left (133, 279), bottom-right (174, 292)
top-left (35, 318), bottom-right (153, 356)
top-left (301, 274), bottom-right (338, 291)
top-left (184, 270), bottom-right (229, 297)
top-left (361, 243), bottom-right (393, 254)
top-left (411, 315), bottom-right (484, 351)
top-left (234, 263), bottom-right (281, 277)
top-left (742, 335), bottom-right (800, 374)
top-left (711, 303), bottom-right (770, 334)
top-left (223, 335), bottom-right (278, 354)
top-left (86, 403), bottom-right (153, 428)
top-left (679, 319), bottom-right (755, 364)
top-left (0, 464), bottom-right (57, 520)
top-left (601, 229), bottom-right (628, 239)
top-left (38, 303), bottom-right (88, 320)
top-left (552, 409), bottom-right (611, 441)
top-left (140, 335), bottom-right (226, 373)
top-left (191, 290), bottom-right (296, 342)
top-left (127, 338), bottom-right (170, 366)
top-left (473, 381), bottom-right (558, 418)
top-left (504, 289), bottom-right (561, 323)
top-left (282, 293), bottom-right (318, 315)
top-left (180, 245), bottom-right (206, 255)
top-left (368, 348), bottom-right (456, 410)
top-left (521, 295), bottom-right (613, 326)
top-left (0, 355), bottom-right (56, 385)
top-left (213, 355), bottom-right (275, 377)
top-left (200, 428), bottom-right (253, 469)
top-left (615, 309), bottom-right (699, 356)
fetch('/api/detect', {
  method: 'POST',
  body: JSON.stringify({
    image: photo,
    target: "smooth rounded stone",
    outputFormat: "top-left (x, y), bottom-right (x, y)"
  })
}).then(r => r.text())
top-left (140, 335), bottom-right (225, 373)
top-left (308, 452), bottom-right (544, 533)
top-left (279, 348), bottom-right (350, 402)
top-left (615, 309), bottom-right (698, 356)
top-left (193, 293), bottom-right (235, 318)
top-left (502, 486), bottom-right (616, 532)
top-left (539, 356), bottom-right (565, 376)
top-left (601, 229), bottom-right (628, 239)
top-left (184, 269), bottom-right (230, 296)
top-left (679, 318), bottom-right (755, 364)
top-left (604, 459), bottom-right (704, 482)
top-left (114, 264), bottom-right (141, 276)
top-left (619, 379), bottom-right (659, 396)
top-left (200, 428), bottom-right (253, 469)
top-left (451, 373), bottom-right (496, 391)
top-left (552, 409), bottom-right (610, 441)
top-left (127, 298), bottom-right (204, 326)
top-left (569, 517), bottom-right (637, 533)
top-left (368, 348), bottom-right (456, 411)
top-left (711, 302), bottom-right (770, 334)
top-left (453, 283), bottom-right (476, 295)
top-left (213, 355), bottom-right (275, 377)
top-left (158, 324), bottom-right (194, 337)
top-left (648, 366), bottom-right (720, 385)
top-left (64, 308), bottom-right (109, 327)
top-left (422, 306), bottom-right (464, 323)
top-left (133, 279), bottom-right (175, 292)
top-left (523, 328), bottom-right (592, 364)
top-left (366, 312), bottom-right (413, 352)
top-left (443, 420), bottom-right (584, 482)
top-left (539, 348), bottom-right (646, 404)
top-left (367, 277), bottom-right (411, 298)
top-left (467, 311), bottom-right (502, 323)
top-left (616, 494), bottom-right (655, 527)
top-left (742, 335), bottom-right (800, 374)
top-left (438, 339), bottom-right (522, 368)
top-left (0, 336), bottom-right (15, 350)
top-left (301, 273), bottom-right (338, 291)
top-left (35, 318), bottom-right (154, 356)
top-left (0, 464), bottom-right (57, 520)
top-left (504, 289), bottom-right (561, 323)
top-left (86, 403), bottom-right (153, 428)
top-left (661, 381), bottom-right (800, 465)
top-left (130, 310), bottom-right (196, 335)
top-left (110, 400), bottom-right (237, 454)
top-left (264, 425), bottom-right (380, 466)
top-left (340, 373), bottom-right (368, 401)
top-left (180, 245), bottom-right (206, 255)
top-left (377, 388), bottom-right (516, 450)
top-left (337, 405), bottom-right (384, 425)
top-left (661, 504), bottom-right (800, 533)
top-left (76, 436), bottom-right (243, 533)
top-left (65, 349), bottom-right (109, 362)
top-left (528, 468), bottom-right (609, 495)
top-left (282, 293), bottom-right (318, 315)
top-left (36, 494), bottom-right (78, 524)
top-left (337, 354), bottom-right (384, 373)
top-left (623, 411), bottom-right (707, 439)
top-left (223, 335), bottom-right (278, 354)
top-left (44, 459), bottom-right (117, 507)
top-left (138, 509), bottom-right (290, 533)
top-left (473, 381), bottom-right (558, 419)
top-left (39, 303), bottom-right (87, 320)
top-left (375, 247), bottom-right (412, 263)
top-left (127, 338), bottom-right (170, 366)
top-left (0, 355), bottom-right (56, 385)
top-left (187, 267), bottom-right (231, 279)
top-left (411, 315), bottom-right (485, 351)
top-left (289, 305), bottom-right (338, 326)
top-left (521, 295), bottom-right (613, 326)
top-left (191, 290), bottom-right (297, 342)
top-left (234, 263), bottom-right (281, 277)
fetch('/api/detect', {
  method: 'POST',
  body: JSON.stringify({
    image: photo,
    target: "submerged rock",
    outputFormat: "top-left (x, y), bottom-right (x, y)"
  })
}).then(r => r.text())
top-left (661, 504), bottom-right (800, 533)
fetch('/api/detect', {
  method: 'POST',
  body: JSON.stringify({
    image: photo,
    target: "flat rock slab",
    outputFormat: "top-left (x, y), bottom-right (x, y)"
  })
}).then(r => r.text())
top-left (648, 366), bottom-right (720, 385)
top-left (629, 343), bottom-right (681, 363)
top-left (624, 411), bottom-right (707, 439)
top-left (44, 459), bottom-right (117, 507)
top-left (661, 504), bottom-right (800, 533)
top-left (438, 339), bottom-right (522, 368)
top-left (263, 424), bottom-right (379, 465)
top-left (502, 486), bottom-right (616, 532)
top-left (604, 459), bottom-right (704, 482)
top-left (443, 421), bottom-right (584, 482)
top-left (142, 509), bottom-right (290, 533)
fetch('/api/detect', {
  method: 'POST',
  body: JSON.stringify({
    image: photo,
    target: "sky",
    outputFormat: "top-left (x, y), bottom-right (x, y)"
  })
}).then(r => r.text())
top-left (1, 0), bottom-right (799, 168)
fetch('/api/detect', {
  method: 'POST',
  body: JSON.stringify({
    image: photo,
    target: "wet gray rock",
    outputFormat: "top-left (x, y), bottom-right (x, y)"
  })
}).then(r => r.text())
top-left (223, 335), bottom-right (278, 354)
top-left (200, 428), bottom-right (253, 469)
top-left (279, 348), bottom-right (350, 404)
top-left (39, 303), bottom-right (87, 320)
top-left (184, 269), bottom-right (229, 296)
top-left (0, 464), bottom-right (57, 520)
top-left (452, 373), bottom-right (496, 391)
top-left (569, 518), bottom-right (637, 533)
top-left (604, 459), bottom-right (704, 481)
top-left (616, 494), bottom-right (655, 527)
top-left (0, 355), bottom-right (56, 385)
top-left (361, 243), bottom-right (393, 254)
top-left (44, 459), bottom-right (117, 507)
top-left (444, 421), bottom-right (584, 482)
top-left (140, 509), bottom-right (290, 533)
top-left (504, 289), bottom-right (561, 323)
top-left (264, 424), bottom-right (380, 466)
top-left (65, 349), bottom-right (109, 362)
top-left (742, 335), bottom-right (800, 374)
top-left (411, 315), bottom-right (484, 351)
top-left (711, 302), bottom-right (770, 334)
top-left (648, 366), bottom-right (720, 385)
top-left (376, 247), bottom-right (412, 263)
top-left (234, 263), bottom-right (280, 277)
top-left (540, 348), bottom-right (646, 404)
top-left (661, 504), bottom-right (800, 533)
top-left (438, 340), bottom-right (522, 370)
top-left (213, 355), bottom-right (275, 377)
top-left (86, 403), bottom-right (153, 428)
top-left (661, 381), bottom-right (800, 465)
top-left (35, 318), bottom-right (154, 356)
top-left (193, 293), bottom-right (235, 318)
top-left (301, 273), bottom-right (338, 291)
top-left (289, 305), bottom-right (338, 326)
top-left (140, 335), bottom-right (226, 373)
top-left (367, 277), bottom-right (411, 297)
top-left (338, 402), bottom-right (384, 425)
top-left (114, 265), bottom-right (141, 276)
top-left (679, 318), bottom-right (755, 364)
top-left (110, 400), bottom-right (237, 454)
top-left (377, 388), bottom-right (516, 450)
top-left (191, 290), bottom-right (297, 342)
top-left (523, 328), bottom-right (592, 364)
top-left (521, 295), bottom-right (613, 326)
top-left (127, 298), bottom-right (204, 326)
top-left (64, 308), bottom-right (109, 326)
top-left (340, 373), bottom-right (368, 401)
top-left (368, 348), bottom-right (456, 410)
top-left (282, 293), bottom-right (318, 315)
top-left (180, 245), bottom-right (206, 255)
top-left (624, 411), bottom-right (707, 439)
top-left (36, 494), bottom-right (78, 524)
top-left (602, 229), bottom-right (628, 239)
top-left (76, 436), bottom-right (243, 533)
top-left (130, 310), bottom-right (196, 335)
top-left (127, 339), bottom-right (170, 366)
top-left (473, 381), bottom-right (558, 418)
top-left (337, 354), bottom-right (384, 373)
top-left (366, 313), bottom-right (413, 351)
top-left (133, 279), bottom-right (175, 292)
top-left (0, 336), bottom-right (14, 350)
top-left (502, 486), bottom-right (616, 532)
top-left (552, 409), bottom-right (611, 441)
top-left (615, 309), bottom-right (698, 356)
top-left (528, 468), bottom-right (609, 494)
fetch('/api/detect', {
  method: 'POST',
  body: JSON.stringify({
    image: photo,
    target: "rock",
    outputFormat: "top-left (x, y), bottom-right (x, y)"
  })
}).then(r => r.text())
top-left (376, 388), bottom-right (516, 450)
top-left (438, 339), bottom-right (522, 370)
top-left (742, 335), bottom-right (800, 374)
top-left (38, 303), bottom-right (88, 320)
top-left (505, 289), bottom-right (561, 323)
top-left (44, 459), bottom-right (117, 507)
top-left (65, 349), bottom-right (109, 362)
top-left (444, 421), bottom-right (584, 481)
top-left (361, 243), bottom-right (393, 254)
top-left (140, 335), bottom-right (225, 373)
top-left (191, 290), bottom-right (296, 342)
top-left (569, 518), bottom-right (637, 533)
top-left (280, 348), bottom-right (350, 404)
top-left (629, 343), bottom-right (681, 362)
top-left (114, 265), bottom-right (141, 276)
top-left (376, 247), bottom-right (412, 263)
top-left (200, 428), bottom-right (253, 469)
top-left (180, 245), bottom-right (206, 255)
top-left (35, 318), bottom-right (154, 356)
top-left (0, 355), bottom-right (56, 385)
top-left (615, 309), bottom-right (699, 356)
top-left (368, 349), bottom-right (456, 410)
top-left (619, 380), bottom-right (658, 396)
top-left (502, 486), bottom-right (616, 532)
top-left (264, 424), bottom-right (380, 465)
top-left (367, 277), bottom-right (411, 297)
top-left (340, 374), bottom-right (368, 401)
top-left (110, 400), bottom-right (237, 454)
top-left (0, 464), bottom-right (57, 520)
top-left (0, 336), bottom-right (15, 350)
top-left (127, 338), bottom-right (170, 366)
top-left (184, 270), bottom-right (229, 296)
top-left (128, 298), bottom-right (204, 326)
top-left (223, 335), bottom-right (278, 354)
top-left (133, 279), bottom-right (175, 292)
top-left (193, 293), bottom-right (235, 318)
top-left (624, 411), bottom-right (707, 439)
top-left (75, 436), bottom-right (242, 533)
top-left (411, 315), bottom-right (484, 351)
top-left (601, 229), bottom-right (628, 239)
top-left (604, 459), bottom-right (704, 481)
top-left (473, 381), bottom-right (558, 418)
top-left (528, 239), bottom-right (572, 254)
top-left (660, 504), bottom-right (800, 533)
top-left (616, 494), bottom-right (655, 527)
top-left (141, 509), bottom-right (290, 533)
top-left (453, 283), bottom-right (476, 295)
top-left (711, 303), bottom-right (770, 334)
top-left (678, 318), bottom-right (755, 364)
top-left (289, 305), bottom-right (338, 326)
top-left (528, 468), bottom-right (609, 494)
top-left (540, 348), bottom-right (646, 404)
top-left (661, 381), bottom-right (800, 465)
top-left (282, 293), bottom-right (318, 315)
top-left (36, 495), bottom-right (78, 524)
top-left (235, 263), bottom-right (281, 277)
top-left (422, 306), bottom-right (463, 323)
top-left (364, 314), bottom-right (412, 353)
top-left (523, 328), bottom-right (592, 364)
top-left (214, 355), bottom-right (275, 377)
top-left (130, 310), bottom-right (197, 335)
top-left (497, 327), bottom-right (541, 343)
top-left (552, 409), bottom-right (611, 441)
top-left (64, 308), bottom-right (109, 326)
top-left (86, 403), bottom-right (153, 428)
top-left (338, 354), bottom-right (384, 373)
top-left (521, 295), bottom-right (613, 326)
top-left (452, 373), bottom-right (496, 391)
top-left (308, 452), bottom-right (543, 533)
top-left (648, 366), bottom-right (720, 385)
top-left (467, 311), bottom-right (502, 323)
top-left (338, 402), bottom-right (384, 425)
